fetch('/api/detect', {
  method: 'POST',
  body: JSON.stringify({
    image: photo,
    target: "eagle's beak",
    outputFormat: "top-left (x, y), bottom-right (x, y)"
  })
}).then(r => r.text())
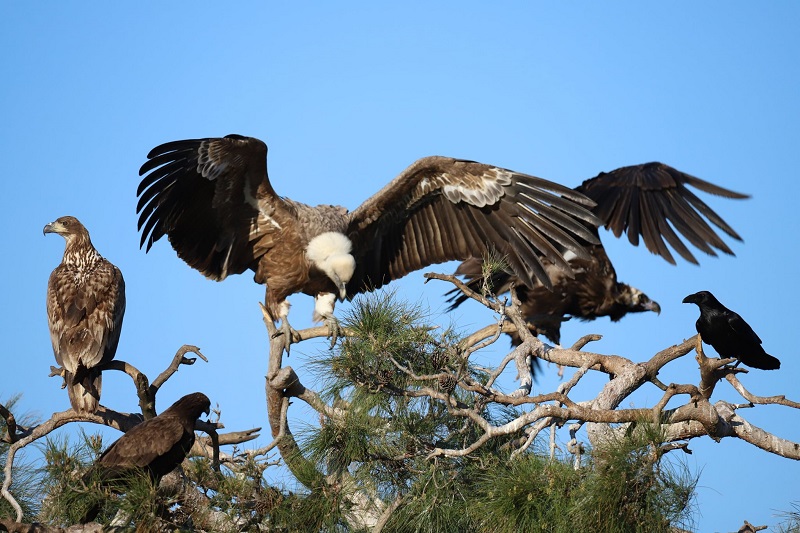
top-left (337, 281), bottom-right (347, 302)
top-left (43, 222), bottom-right (57, 236)
top-left (646, 300), bottom-right (661, 315)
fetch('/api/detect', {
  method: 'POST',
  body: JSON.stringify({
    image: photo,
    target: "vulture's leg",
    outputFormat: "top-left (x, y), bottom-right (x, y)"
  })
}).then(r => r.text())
top-left (277, 319), bottom-right (301, 355)
top-left (271, 319), bottom-right (300, 355)
top-left (270, 300), bottom-right (300, 355)
top-left (314, 293), bottom-right (341, 349)
top-left (324, 315), bottom-right (341, 348)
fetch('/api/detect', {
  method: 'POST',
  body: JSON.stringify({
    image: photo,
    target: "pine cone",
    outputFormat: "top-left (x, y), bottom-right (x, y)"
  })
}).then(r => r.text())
top-left (405, 440), bottom-right (417, 455)
top-left (438, 374), bottom-right (457, 393)
top-left (376, 369), bottom-right (393, 386)
top-left (255, 488), bottom-right (283, 515)
top-left (430, 350), bottom-right (449, 370)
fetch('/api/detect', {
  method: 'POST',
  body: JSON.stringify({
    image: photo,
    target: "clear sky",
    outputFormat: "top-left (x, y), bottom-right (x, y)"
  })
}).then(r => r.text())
top-left (2, 3), bottom-right (798, 531)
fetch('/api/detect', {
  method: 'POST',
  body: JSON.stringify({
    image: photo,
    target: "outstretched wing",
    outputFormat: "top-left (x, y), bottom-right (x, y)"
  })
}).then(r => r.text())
top-left (346, 156), bottom-right (601, 293)
top-left (578, 162), bottom-right (749, 264)
top-left (137, 135), bottom-right (288, 281)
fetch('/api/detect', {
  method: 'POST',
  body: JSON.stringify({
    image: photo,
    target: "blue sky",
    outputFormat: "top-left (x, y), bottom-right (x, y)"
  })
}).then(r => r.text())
top-left (2, 3), bottom-right (798, 531)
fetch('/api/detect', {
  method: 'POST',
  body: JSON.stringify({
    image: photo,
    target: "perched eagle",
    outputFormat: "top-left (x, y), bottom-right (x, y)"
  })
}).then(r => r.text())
top-left (80, 392), bottom-right (211, 523)
top-left (136, 135), bottom-right (601, 336)
top-left (448, 163), bottom-right (749, 345)
top-left (45, 216), bottom-right (125, 414)
top-left (682, 290), bottom-right (780, 370)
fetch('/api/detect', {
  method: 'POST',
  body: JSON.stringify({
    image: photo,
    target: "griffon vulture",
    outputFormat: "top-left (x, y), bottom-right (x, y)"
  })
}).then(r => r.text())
top-left (448, 163), bottom-right (749, 345)
top-left (45, 216), bottom-right (125, 414)
top-left (136, 135), bottom-right (601, 338)
top-left (682, 290), bottom-right (780, 370)
top-left (80, 392), bottom-right (211, 523)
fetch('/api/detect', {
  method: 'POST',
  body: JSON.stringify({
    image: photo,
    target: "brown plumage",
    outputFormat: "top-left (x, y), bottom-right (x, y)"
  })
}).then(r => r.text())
top-left (45, 216), bottom-right (125, 414)
top-left (449, 163), bottom-right (749, 345)
top-left (81, 392), bottom-right (211, 523)
top-left (136, 135), bottom-right (601, 329)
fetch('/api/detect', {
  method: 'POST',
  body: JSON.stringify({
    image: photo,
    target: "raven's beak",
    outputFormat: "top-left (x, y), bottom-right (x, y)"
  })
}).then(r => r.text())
top-left (682, 294), bottom-right (697, 304)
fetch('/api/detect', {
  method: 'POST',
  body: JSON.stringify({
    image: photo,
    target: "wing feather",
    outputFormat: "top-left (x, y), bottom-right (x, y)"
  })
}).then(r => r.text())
top-left (99, 416), bottom-right (184, 468)
top-left (137, 135), bottom-right (285, 281)
top-left (346, 156), bottom-right (599, 294)
top-left (727, 312), bottom-right (763, 345)
top-left (578, 162), bottom-right (748, 264)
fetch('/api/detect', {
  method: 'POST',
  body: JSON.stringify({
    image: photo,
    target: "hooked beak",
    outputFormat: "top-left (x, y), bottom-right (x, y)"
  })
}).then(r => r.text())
top-left (43, 221), bottom-right (58, 236)
top-left (645, 300), bottom-right (661, 315)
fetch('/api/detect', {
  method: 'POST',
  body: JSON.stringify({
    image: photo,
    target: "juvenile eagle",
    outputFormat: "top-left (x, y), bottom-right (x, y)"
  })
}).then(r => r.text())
top-left (81, 392), bottom-right (211, 523)
top-left (136, 135), bottom-right (601, 335)
top-left (448, 163), bottom-right (748, 345)
top-left (45, 216), bottom-right (125, 414)
top-left (682, 290), bottom-right (780, 370)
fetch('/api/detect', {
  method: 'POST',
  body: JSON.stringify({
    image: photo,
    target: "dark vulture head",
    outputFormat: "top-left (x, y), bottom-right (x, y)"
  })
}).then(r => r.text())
top-left (43, 215), bottom-right (90, 240)
top-left (613, 284), bottom-right (661, 320)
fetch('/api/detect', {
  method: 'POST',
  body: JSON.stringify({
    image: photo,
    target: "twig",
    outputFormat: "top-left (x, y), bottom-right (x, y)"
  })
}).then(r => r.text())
top-left (151, 345), bottom-right (208, 393)
top-left (724, 373), bottom-right (800, 407)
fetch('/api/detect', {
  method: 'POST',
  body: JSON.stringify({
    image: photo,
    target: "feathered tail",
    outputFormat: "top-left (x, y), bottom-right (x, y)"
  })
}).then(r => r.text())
top-left (66, 367), bottom-right (102, 414)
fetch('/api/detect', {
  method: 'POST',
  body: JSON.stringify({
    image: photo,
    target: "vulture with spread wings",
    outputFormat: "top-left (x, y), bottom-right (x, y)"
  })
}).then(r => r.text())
top-left (448, 163), bottom-right (749, 345)
top-left (80, 392), bottom-right (211, 523)
top-left (136, 135), bottom-right (601, 338)
top-left (45, 216), bottom-right (125, 414)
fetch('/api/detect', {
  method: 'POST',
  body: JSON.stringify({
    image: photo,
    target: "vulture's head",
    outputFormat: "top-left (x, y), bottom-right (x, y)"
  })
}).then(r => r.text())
top-left (617, 285), bottom-right (661, 318)
top-left (43, 216), bottom-right (90, 243)
top-left (682, 290), bottom-right (718, 308)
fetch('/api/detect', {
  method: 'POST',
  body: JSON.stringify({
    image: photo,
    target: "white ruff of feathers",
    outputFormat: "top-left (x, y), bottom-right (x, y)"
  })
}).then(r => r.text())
top-left (306, 231), bottom-right (356, 298)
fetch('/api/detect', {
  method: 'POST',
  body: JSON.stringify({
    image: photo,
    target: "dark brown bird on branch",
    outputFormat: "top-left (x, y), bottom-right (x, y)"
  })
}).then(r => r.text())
top-left (136, 134), bottom-right (601, 338)
top-left (682, 290), bottom-right (780, 370)
top-left (448, 163), bottom-right (749, 345)
top-left (45, 216), bottom-right (125, 414)
top-left (80, 392), bottom-right (211, 523)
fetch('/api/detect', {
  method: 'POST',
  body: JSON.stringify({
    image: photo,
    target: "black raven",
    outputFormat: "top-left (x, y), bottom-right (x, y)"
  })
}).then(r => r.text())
top-left (682, 290), bottom-right (780, 370)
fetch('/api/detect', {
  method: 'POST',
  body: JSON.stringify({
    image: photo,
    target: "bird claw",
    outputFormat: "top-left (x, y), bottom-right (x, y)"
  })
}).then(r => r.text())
top-left (325, 316), bottom-right (341, 349)
top-left (49, 365), bottom-right (67, 388)
top-left (271, 319), bottom-right (300, 355)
